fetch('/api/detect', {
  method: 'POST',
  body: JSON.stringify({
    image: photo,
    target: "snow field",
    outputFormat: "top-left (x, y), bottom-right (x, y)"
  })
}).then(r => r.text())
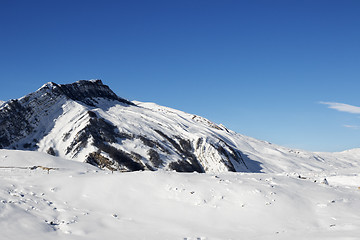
top-left (1, 150), bottom-right (360, 240)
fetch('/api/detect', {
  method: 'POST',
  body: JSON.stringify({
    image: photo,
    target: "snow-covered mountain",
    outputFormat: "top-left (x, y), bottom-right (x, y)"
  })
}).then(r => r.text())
top-left (0, 80), bottom-right (359, 173)
top-left (1, 80), bottom-right (360, 239)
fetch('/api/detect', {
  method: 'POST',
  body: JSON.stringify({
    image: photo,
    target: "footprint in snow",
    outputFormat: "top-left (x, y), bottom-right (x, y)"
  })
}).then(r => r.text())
top-left (317, 203), bottom-right (327, 208)
top-left (184, 237), bottom-right (206, 240)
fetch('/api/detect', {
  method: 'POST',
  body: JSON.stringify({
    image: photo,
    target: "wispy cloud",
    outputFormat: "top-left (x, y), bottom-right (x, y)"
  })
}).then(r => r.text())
top-left (319, 102), bottom-right (360, 114)
top-left (344, 125), bottom-right (360, 130)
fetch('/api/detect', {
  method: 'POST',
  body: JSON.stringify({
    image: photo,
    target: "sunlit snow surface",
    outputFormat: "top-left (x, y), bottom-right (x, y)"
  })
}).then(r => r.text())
top-left (1, 150), bottom-right (359, 240)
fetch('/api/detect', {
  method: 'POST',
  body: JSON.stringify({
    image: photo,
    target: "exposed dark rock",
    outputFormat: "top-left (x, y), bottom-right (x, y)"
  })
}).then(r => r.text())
top-left (94, 141), bottom-right (144, 171)
top-left (66, 115), bottom-right (117, 157)
top-left (154, 129), bottom-right (182, 153)
top-left (66, 116), bottom-right (119, 156)
top-left (23, 143), bottom-right (32, 149)
top-left (175, 136), bottom-right (204, 173)
top-left (168, 160), bottom-right (201, 173)
top-left (139, 135), bottom-right (156, 148)
top-left (154, 129), bottom-right (204, 173)
top-left (212, 144), bottom-right (236, 172)
top-left (46, 80), bottom-right (134, 107)
top-left (47, 147), bottom-right (56, 156)
top-left (64, 112), bottom-right (144, 171)
top-left (0, 100), bottom-right (33, 148)
top-left (62, 132), bottom-right (71, 142)
top-left (86, 151), bottom-right (116, 172)
top-left (118, 132), bottom-right (134, 140)
top-left (196, 138), bottom-right (203, 149)
top-left (131, 151), bottom-right (143, 162)
top-left (145, 163), bottom-right (156, 171)
top-left (147, 149), bottom-right (163, 167)
top-left (87, 111), bottom-right (97, 118)
top-left (212, 139), bottom-right (248, 171)
top-left (138, 135), bottom-right (169, 153)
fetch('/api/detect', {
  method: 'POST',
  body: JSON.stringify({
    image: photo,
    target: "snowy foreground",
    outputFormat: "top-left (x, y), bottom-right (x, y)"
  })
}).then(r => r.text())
top-left (1, 150), bottom-right (360, 240)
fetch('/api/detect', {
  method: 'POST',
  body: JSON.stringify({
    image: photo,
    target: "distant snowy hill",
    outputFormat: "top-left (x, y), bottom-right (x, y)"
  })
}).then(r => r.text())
top-left (0, 80), bottom-right (359, 173)
top-left (0, 100), bottom-right (4, 107)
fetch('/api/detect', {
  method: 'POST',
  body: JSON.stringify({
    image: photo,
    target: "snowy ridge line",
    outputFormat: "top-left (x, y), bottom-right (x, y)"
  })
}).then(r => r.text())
top-left (0, 80), bottom-right (359, 174)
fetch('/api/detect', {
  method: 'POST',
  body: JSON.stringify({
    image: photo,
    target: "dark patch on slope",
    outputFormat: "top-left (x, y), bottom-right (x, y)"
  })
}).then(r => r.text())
top-left (154, 129), bottom-right (204, 173)
top-left (93, 141), bottom-right (144, 171)
top-left (0, 100), bottom-right (34, 148)
top-left (66, 114), bottom-right (143, 171)
top-left (138, 135), bottom-right (169, 154)
top-left (213, 139), bottom-right (249, 171)
top-left (212, 144), bottom-right (236, 172)
top-left (51, 80), bottom-right (134, 106)
top-left (147, 149), bottom-right (163, 167)
top-left (47, 147), bottom-right (56, 156)
top-left (65, 117), bottom-right (119, 156)
top-left (87, 110), bottom-right (97, 118)
top-left (86, 151), bottom-right (116, 171)
top-left (196, 137), bottom-right (203, 150)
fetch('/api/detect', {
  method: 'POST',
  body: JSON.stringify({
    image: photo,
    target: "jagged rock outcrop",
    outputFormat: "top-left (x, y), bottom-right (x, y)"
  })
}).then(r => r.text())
top-left (43, 80), bottom-right (134, 106)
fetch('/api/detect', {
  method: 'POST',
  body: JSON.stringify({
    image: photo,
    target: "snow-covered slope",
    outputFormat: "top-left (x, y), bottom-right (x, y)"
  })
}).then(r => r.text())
top-left (0, 80), bottom-right (359, 174)
top-left (0, 80), bottom-right (245, 173)
top-left (1, 149), bottom-right (360, 240)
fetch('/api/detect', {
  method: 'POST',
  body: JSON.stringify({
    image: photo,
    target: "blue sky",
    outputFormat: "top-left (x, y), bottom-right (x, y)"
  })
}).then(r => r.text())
top-left (1, 0), bottom-right (359, 152)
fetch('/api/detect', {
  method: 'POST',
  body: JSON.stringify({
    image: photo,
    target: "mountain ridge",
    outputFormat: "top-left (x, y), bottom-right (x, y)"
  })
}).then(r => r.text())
top-left (0, 80), bottom-right (358, 173)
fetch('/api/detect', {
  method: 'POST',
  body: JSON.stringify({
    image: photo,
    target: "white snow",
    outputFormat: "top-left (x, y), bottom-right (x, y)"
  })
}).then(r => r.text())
top-left (1, 149), bottom-right (359, 240)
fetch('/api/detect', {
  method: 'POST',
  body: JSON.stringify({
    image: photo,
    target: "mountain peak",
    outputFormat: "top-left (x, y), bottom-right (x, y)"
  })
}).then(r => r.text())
top-left (0, 80), bottom-right (134, 149)
top-left (37, 79), bottom-right (133, 106)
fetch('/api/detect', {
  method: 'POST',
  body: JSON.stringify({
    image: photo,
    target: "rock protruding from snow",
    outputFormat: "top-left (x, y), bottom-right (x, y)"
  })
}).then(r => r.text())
top-left (38, 80), bottom-right (134, 106)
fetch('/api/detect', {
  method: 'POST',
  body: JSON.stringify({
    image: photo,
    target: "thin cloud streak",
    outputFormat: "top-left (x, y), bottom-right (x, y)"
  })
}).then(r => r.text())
top-left (319, 102), bottom-right (360, 114)
top-left (344, 125), bottom-right (360, 130)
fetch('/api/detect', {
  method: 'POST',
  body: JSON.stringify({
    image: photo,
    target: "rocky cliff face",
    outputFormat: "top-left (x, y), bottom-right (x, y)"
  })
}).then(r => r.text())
top-left (43, 80), bottom-right (134, 106)
top-left (0, 80), bottom-right (250, 173)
